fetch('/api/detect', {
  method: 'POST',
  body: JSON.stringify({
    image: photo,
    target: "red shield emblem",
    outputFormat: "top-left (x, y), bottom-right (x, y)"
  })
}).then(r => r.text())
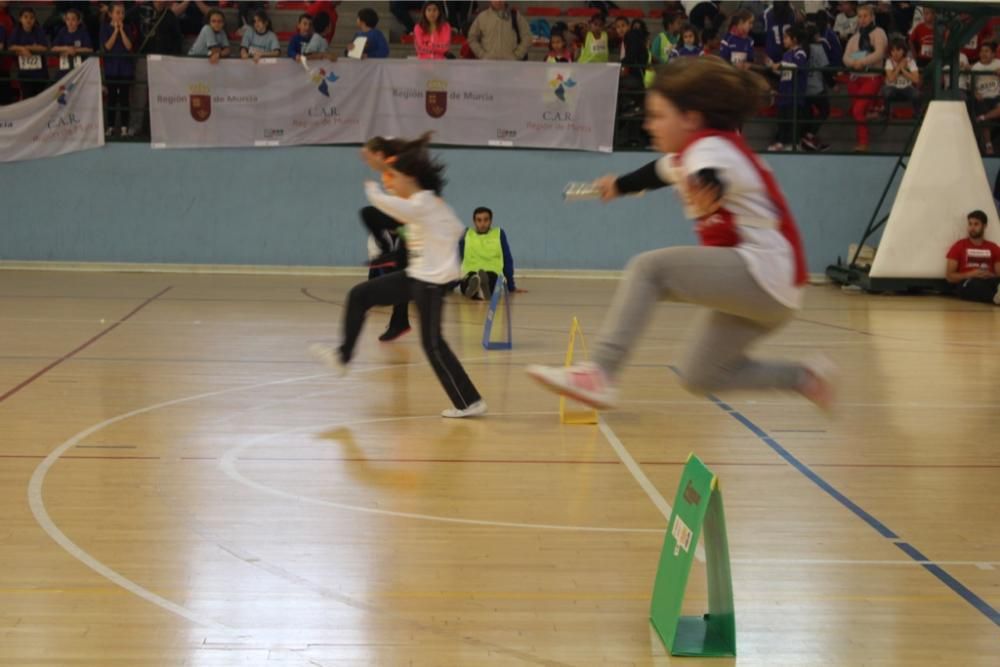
top-left (190, 94), bottom-right (211, 122)
top-left (425, 80), bottom-right (447, 119)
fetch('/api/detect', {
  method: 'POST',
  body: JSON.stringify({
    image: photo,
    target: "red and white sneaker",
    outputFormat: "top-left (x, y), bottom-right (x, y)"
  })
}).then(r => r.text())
top-left (799, 355), bottom-right (837, 412)
top-left (526, 362), bottom-right (618, 410)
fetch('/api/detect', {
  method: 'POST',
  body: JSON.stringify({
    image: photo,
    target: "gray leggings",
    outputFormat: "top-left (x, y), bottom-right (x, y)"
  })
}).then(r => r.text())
top-left (593, 246), bottom-right (806, 394)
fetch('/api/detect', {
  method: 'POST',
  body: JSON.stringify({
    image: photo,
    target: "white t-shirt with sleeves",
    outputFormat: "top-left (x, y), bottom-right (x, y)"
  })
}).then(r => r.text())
top-left (654, 137), bottom-right (805, 309)
top-left (364, 183), bottom-right (465, 284)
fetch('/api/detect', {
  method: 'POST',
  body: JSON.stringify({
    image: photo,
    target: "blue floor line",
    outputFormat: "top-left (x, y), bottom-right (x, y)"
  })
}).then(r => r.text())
top-left (665, 365), bottom-right (1000, 628)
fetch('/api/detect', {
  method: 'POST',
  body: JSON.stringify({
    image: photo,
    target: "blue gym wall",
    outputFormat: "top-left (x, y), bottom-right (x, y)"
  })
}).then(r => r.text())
top-left (2, 145), bottom-right (998, 273)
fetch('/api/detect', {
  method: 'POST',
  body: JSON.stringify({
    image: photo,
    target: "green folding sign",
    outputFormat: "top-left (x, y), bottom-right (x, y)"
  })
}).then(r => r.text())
top-left (650, 453), bottom-right (736, 657)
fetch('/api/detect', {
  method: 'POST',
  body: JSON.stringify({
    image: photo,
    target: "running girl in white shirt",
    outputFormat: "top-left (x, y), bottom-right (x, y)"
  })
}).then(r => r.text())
top-left (312, 135), bottom-right (486, 418)
top-left (528, 56), bottom-right (835, 411)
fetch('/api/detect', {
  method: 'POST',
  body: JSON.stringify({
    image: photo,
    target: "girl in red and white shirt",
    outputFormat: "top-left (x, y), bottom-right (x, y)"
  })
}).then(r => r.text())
top-left (528, 56), bottom-right (835, 412)
top-left (413, 1), bottom-right (451, 60)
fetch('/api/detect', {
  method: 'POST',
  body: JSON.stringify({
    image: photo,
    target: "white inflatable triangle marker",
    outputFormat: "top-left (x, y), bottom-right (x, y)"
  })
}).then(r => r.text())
top-left (870, 101), bottom-right (1000, 279)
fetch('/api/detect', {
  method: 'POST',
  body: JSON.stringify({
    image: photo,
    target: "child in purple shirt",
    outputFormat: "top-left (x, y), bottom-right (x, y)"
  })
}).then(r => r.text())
top-left (763, 1), bottom-right (796, 64)
top-left (100, 3), bottom-right (137, 137)
top-left (719, 9), bottom-right (755, 69)
top-left (769, 25), bottom-right (809, 151)
top-left (52, 8), bottom-right (94, 72)
top-left (10, 7), bottom-right (49, 99)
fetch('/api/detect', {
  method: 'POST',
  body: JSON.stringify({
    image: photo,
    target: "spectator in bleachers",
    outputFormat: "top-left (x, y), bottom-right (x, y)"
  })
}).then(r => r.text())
top-left (908, 5), bottom-right (935, 69)
top-left (240, 10), bottom-right (279, 61)
top-left (769, 24), bottom-right (808, 151)
top-left (458, 207), bottom-right (517, 301)
top-left (834, 1), bottom-right (858, 44)
top-left (813, 10), bottom-right (842, 80)
top-left (466, 1), bottom-right (530, 61)
top-left (719, 9), bottom-right (755, 70)
top-left (973, 42), bottom-right (1000, 155)
top-left (413, 1), bottom-right (451, 60)
top-left (289, 14), bottom-right (328, 62)
top-left (577, 13), bottom-right (609, 64)
top-left (101, 3), bottom-right (137, 137)
top-left (353, 8), bottom-right (389, 59)
top-left (173, 1), bottom-right (216, 36)
top-left (546, 29), bottom-right (574, 63)
top-left (611, 16), bottom-right (630, 60)
top-left (882, 36), bottom-right (921, 117)
top-left (651, 12), bottom-right (683, 65)
top-left (10, 7), bottom-right (50, 100)
top-left (188, 8), bottom-right (229, 62)
top-left (671, 24), bottom-right (704, 58)
top-left (945, 210), bottom-right (1000, 306)
top-left (622, 23), bottom-right (653, 89)
top-left (763, 1), bottom-right (797, 66)
top-left (801, 20), bottom-right (831, 152)
top-left (843, 3), bottom-right (887, 152)
top-left (51, 8), bottom-right (94, 72)
top-left (389, 1), bottom-right (422, 36)
top-left (0, 0), bottom-right (12, 105)
top-left (0, 20), bottom-right (7, 106)
top-left (306, 1), bottom-right (340, 43)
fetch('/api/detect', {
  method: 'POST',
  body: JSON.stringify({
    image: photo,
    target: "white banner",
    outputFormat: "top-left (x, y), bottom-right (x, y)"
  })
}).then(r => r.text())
top-left (0, 58), bottom-right (104, 163)
top-left (148, 57), bottom-right (619, 152)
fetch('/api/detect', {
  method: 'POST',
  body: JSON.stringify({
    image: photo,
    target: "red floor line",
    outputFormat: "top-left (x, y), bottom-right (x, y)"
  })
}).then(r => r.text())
top-left (0, 286), bottom-right (173, 405)
top-left (4, 454), bottom-right (995, 469)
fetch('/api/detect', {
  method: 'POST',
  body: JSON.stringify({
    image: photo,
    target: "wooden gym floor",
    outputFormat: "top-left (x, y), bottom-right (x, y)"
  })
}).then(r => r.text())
top-left (0, 269), bottom-right (997, 666)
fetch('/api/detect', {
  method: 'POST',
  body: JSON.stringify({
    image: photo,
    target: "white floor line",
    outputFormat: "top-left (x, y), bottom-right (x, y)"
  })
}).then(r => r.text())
top-left (221, 424), bottom-right (664, 535)
top-left (597, 416), bottom-right (706, 563)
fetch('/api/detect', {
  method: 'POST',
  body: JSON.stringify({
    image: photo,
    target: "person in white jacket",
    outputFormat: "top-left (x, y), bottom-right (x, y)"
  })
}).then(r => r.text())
top-left (311, 134), bottom-right (487, 419)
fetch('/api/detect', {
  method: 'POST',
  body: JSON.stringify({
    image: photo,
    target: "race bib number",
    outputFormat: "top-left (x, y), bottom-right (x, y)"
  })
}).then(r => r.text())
top-left (19, 55), bottom-right (42, 70)
top-left (921, 43), bottom-right (933, 58)
top-left (731, 51), bottom-right (746, 65)
top-left (58, 55), bottom-right (83, 70)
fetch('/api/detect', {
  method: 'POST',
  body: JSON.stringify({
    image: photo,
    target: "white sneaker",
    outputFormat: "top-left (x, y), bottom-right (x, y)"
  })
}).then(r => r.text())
top-left (309, 343), bottom-right (347, 377)
top-left (441, 399), bottom-right (488, 418)
top-left (120, 126), bottom-right (130, 137)
top-left (526, 362), bottom-right (618, 410)
top-left (799, 354), bottom-right (838, 412)
top-left (993, 284), bottom-right (1000, 306)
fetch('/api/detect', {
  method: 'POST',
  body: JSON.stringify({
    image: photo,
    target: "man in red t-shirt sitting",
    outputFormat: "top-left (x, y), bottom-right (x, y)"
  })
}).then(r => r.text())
top-left (946, 209), bottom-right (1000, 305)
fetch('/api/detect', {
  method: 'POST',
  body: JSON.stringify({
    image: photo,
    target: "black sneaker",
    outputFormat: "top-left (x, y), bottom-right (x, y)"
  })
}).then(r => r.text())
top-left (378, 326), bottom-right (411, 342)
top-left (463, 273), bottom-right (481, 299)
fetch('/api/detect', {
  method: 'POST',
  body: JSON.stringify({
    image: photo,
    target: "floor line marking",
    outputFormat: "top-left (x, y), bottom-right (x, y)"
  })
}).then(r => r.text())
top-left (597, 416), bottom-right (706, 562)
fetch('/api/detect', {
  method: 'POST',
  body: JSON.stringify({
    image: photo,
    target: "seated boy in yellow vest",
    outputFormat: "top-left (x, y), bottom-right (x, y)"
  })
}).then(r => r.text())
top-left (458, 206), bottom-right (517, 300)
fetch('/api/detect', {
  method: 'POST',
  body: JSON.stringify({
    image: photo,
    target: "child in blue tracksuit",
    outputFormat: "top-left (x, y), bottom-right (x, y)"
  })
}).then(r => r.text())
top-left (352, 7), bottom-right (389, 58)
top-left (719, 9), bottom-right (754, 69)
top-left (770, 25), bottom-right (808, 150)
